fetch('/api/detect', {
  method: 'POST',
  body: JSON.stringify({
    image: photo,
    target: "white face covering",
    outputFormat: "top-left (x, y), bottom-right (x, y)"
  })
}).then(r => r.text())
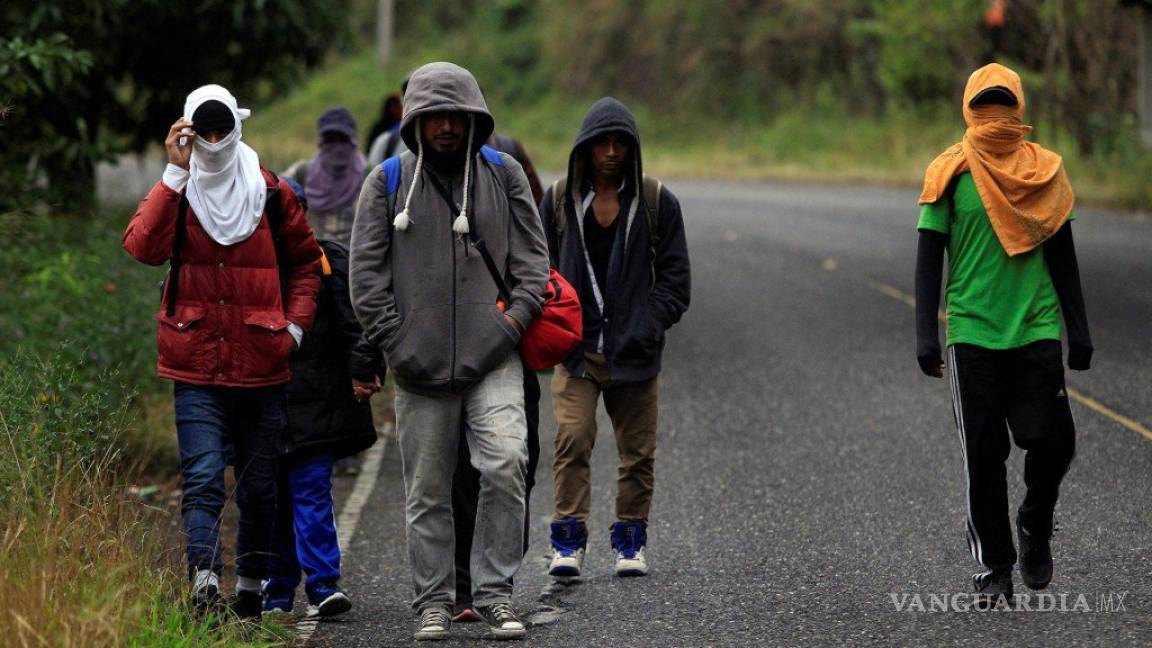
top-left (182, 85), bottom-right (267, 246)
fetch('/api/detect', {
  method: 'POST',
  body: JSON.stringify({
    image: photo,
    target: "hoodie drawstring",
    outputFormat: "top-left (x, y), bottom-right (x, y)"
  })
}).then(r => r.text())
top-left (394, 117), bottom-right (423, 231)
top-left (452, 114), bottom-right (475, 235)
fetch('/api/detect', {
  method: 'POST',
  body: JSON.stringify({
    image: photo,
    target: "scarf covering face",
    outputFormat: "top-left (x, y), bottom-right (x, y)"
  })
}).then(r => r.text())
top-left (305, 138), bottom-right (366, 212)
top-left (919, 63), bottom-right (1074, 256)
top-left (182, 85), bottom-right (267, 246)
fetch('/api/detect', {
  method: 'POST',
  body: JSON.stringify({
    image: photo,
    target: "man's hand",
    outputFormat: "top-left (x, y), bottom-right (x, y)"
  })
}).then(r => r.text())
top-left (352, 376), bottom-right (382, 402)
top-left (166, 119), bottom-right (195, 170)
top-left (1068, 343), bottom-right (1092, 371)
top-left (917, 340), bottom-right (945, 378)
top-left (504, 314), bottom-right (523, 335)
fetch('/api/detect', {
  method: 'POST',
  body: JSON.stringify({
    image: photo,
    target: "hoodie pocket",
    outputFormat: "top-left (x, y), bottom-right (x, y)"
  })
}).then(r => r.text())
top-left (385, 306), bottom-right (453, 386)
top-left (615, 304), bottom-right (664, 365)
top-left (158, 303), bottom-right (209, 374)
top-left (453, 303), bottom-right (519, 383)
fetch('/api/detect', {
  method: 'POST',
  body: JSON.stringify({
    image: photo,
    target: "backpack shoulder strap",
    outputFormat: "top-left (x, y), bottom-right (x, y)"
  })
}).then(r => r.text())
top-left (642, 174), bottom-right (662, 247)
top-left (479, 145), bottom-right (504, 166)
top-left (551, 177), bottom-right (568, 236)
top-left (165, 194), bottom-right (190, 316)
top-left (263, 171), bottom-right (291, 277)
top-left (382, 155), bottom-right (403, 195)
top-left (265, 174), bottom-right (283, 235)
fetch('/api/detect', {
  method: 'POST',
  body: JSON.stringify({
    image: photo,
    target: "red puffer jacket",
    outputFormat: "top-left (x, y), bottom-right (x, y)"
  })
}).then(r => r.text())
top-left (123, 169), bottom-right (323, 387)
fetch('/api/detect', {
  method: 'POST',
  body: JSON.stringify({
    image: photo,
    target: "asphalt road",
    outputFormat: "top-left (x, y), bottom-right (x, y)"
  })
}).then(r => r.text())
top-left (311, 179), bottom-right (1152, 647)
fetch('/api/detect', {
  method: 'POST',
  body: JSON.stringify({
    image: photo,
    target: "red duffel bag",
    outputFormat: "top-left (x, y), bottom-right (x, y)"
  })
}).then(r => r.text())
top-left (473, 238), bottom-right (583, 371)
top-left (514, 268), bottom-right (583, 370)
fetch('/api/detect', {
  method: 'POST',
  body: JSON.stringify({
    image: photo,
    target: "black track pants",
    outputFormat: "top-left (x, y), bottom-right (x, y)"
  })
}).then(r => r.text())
top-left (947, 340), bottom-right (1076, 572)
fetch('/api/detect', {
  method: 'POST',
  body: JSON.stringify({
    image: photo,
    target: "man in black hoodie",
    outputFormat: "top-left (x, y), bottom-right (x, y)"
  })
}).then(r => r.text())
top-left (539, 97), bottom-right (691, 578)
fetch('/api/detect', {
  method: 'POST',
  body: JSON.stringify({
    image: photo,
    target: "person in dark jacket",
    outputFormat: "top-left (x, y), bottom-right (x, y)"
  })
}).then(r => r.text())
top-left (123, 84), bottom-right (323, 620)
top-left (262, 184), bottom-right (381, 618)
top-left (539, 97), bottom-right (691, 579)
top-left (915, 64), bottom-right (1091, 607)
top-left (488, 133), bottom-right (544, 205)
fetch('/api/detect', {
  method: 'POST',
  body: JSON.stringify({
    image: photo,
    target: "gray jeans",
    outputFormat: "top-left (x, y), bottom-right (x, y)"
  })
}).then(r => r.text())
top-left (395, 353), bottom-right (528, 613)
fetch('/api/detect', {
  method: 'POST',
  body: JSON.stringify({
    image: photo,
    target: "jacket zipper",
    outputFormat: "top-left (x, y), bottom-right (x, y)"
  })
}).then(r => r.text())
top-left (450, 217), bottom-right (458, 392)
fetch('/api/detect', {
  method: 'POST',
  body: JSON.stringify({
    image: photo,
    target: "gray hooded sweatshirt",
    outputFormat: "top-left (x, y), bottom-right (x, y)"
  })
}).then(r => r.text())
top-left (350, 62), bottom-right (549, 395)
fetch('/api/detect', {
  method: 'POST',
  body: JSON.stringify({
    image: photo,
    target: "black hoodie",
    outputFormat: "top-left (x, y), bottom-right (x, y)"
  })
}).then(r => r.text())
top-left (540, 97), bottom-right (691, 383)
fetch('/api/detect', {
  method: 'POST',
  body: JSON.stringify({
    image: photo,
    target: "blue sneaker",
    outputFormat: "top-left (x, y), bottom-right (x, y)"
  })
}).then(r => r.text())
top-left (306, 581), bottom-right (352, 618)
top-left (611, 521), bottom-right (649, 577)
top-left (262, 589), bottom-right (294, 616)
top-left (548, 518), bottom-right (587, 577)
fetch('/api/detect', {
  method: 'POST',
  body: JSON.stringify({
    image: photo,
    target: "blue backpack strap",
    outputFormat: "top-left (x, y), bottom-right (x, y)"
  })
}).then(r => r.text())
top-left (382, 156), bottom-right (402, 195)
top-left (479, 145), bottom-right (504, 166)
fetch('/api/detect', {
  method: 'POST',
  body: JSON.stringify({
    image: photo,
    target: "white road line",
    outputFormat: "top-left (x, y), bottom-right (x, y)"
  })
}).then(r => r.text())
top-left (296, 426), bottom-right (390, 644)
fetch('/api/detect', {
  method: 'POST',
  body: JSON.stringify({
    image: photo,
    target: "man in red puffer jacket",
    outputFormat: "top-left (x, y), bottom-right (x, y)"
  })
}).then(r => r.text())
top-left (123, 84), bottom-right (322, 621)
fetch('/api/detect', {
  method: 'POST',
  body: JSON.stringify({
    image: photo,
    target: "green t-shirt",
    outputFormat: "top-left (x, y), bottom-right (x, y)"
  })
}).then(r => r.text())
top-left (917, 173), bottom-right (1071, 349)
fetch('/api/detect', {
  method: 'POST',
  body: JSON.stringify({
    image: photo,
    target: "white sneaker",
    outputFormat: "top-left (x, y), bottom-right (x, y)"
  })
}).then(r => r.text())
top-left (615, 547), bottom-right (649, 577)
top-left (548, 546), bottom-right (585, 577)
top-left (414, 607), bottom-right (451, 641)
top-left (474, 602), bottom-right (527, 640)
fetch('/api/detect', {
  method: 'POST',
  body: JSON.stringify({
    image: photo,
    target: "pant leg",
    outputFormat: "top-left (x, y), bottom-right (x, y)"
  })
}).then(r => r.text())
top-left (602, 376), bottom-right (659, 522)
top-left (463, 354), bottom-right (528, 606)
top-left (454, 362), bottom-right (540, 607)
top-left (551, 365), bottom-right (602, 525)
top-left (949, 344), bottom-right (1016, 572)
top-left (290, 453), bottom-right (342, 589)
top-left (452, 424), bottom-right (479, 607)
top-left (265, 459), bottom-right (302, 594)
top-left (231, 386), bottom-right (285, 580)
top-left (523, 367), bottom-right (541, 553)
top-left (173, 382), bottom-right (230, 577)
top-left (1005, 340), bottom-right (1077, 539)
top-left (395, 385), bottom-right (462, 614)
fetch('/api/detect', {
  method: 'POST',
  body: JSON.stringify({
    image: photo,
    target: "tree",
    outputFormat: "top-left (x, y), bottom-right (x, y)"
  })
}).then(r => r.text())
top-left (0, 0), bottom-right (350, 213)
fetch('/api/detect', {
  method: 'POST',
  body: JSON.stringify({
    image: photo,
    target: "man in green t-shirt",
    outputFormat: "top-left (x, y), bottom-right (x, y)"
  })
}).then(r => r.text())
top-left (915, 64), bottom-right (1092, 608)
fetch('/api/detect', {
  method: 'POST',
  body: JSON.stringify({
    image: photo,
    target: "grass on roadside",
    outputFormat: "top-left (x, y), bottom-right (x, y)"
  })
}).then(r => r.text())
top-left (0, 205), bottom-right (290, 646)
top-left (0, 449), bottom-right (293, 647)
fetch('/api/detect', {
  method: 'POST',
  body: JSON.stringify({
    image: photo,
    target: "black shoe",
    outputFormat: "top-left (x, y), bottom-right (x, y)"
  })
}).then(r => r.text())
top-left (229, 590), bottom-right (264, 621)
top-left (1017, 516), bottom-right (1053, 590)
top-left (972, 568), bottom-right (1014, 610)
top-left (473, 602), bottom-right (527, 640)
top-left (191, 583), bottom-right (223, 615)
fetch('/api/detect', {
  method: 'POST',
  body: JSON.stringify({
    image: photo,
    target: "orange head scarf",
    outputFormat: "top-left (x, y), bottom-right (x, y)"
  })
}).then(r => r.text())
top-left (919, 63), bottom-right (1074, 256)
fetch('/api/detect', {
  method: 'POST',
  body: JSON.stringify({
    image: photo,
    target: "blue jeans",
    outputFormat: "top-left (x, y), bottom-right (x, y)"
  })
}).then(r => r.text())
top-left (174, 382), bottom-right (284, 579)
top-left (265, 452), bottom-right (342, 599)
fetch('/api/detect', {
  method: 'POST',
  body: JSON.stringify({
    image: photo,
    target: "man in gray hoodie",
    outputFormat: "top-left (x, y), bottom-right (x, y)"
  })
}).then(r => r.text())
top-left (350, 62), bottom-right (548, 641)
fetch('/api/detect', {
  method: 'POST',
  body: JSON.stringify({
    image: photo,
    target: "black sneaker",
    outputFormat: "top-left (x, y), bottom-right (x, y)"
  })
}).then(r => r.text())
top-left (413, 606), bottom-right (451, 641)
top-left (229, 590), bottom-right (264, 621)
top-left (473, 602), bottom-right (527, 640)
top-left (306, 581), bottom-right (352, 618)
top-left (191, 583), bottom-right (223, 615)
top-left (972, 568), bottom-right (1014, 610)
top-left (1017, 515), bottom-right (1053, 590)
